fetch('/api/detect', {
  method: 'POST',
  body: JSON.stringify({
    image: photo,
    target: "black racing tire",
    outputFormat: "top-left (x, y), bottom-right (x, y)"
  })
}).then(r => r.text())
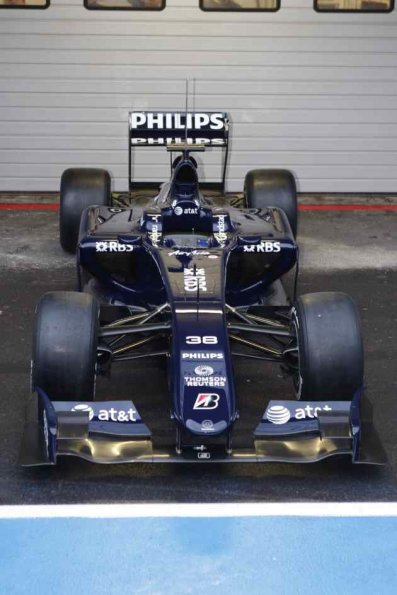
top-left (60, 168), bottom-right (111, 253)
top-left (291, 292), bottom-right (363, 401)
top-left (32, 291), bottom-right (99, 401)
top-left (244, 169), bottom-right (298, 237)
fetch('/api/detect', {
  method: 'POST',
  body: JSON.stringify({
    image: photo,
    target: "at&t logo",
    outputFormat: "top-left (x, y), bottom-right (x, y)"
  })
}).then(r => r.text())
top-left (266, 405), bottom-right (291, 425)
top-left (71, 403), bottom-right (95, 420)
top-left (266, 403), bottom-right (333, 425)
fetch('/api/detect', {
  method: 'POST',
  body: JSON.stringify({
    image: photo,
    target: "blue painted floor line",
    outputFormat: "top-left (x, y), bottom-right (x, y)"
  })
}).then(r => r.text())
top-left (1, 516), bottom-right (396, 595)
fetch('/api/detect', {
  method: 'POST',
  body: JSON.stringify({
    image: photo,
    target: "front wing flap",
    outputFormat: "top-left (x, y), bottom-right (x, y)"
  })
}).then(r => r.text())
top-left (19, 388), bottom-right (152, 466)
top-left (254, 392), bottom-right (386, 465)
top-left (19, 388), bottom-right (386, 466)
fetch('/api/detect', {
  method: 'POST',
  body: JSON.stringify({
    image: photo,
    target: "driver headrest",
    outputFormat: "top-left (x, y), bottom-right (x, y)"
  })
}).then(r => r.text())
top-left (171, 158), bottom-right (199, 201)
top-left (172, 155), bottom-right (198, 170)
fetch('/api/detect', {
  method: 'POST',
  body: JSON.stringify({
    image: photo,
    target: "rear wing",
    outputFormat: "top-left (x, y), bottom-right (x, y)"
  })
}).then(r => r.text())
top-left (128, 111), bottom-right (229, 193)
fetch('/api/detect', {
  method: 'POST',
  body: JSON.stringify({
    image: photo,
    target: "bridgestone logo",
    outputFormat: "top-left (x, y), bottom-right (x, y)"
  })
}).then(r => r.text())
top-left (193, 393), bottom-right (220, 410)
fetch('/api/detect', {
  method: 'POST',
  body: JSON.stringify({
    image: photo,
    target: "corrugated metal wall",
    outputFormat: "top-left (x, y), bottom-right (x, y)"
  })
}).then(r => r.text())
top-left (0, 0), bottom-right (396, 192)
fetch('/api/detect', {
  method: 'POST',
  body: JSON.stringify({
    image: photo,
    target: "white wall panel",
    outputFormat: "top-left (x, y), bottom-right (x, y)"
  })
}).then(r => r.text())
top-left (0, 0), bottom-right (396, 192)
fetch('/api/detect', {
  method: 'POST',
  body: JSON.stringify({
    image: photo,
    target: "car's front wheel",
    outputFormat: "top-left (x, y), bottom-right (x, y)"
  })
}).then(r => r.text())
top-left (291, 292), bottom-right (363, 401)
top-left (32, 291), bottom-right (99, 401)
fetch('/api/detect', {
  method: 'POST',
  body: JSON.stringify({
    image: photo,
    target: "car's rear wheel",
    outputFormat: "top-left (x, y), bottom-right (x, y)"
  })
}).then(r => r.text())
top-left (32, 291), bottom-right (99, 401)
top-left (244, 169), bottom-right (298, 237)
top-left (291, 292), bottom-right (363, 401)
top-left (60, 168), bottom-right (111, 253)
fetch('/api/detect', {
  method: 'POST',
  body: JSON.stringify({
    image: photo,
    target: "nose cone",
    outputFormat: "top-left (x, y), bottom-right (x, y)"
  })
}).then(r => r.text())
top-left (172, 310), bottom-right (237, 437)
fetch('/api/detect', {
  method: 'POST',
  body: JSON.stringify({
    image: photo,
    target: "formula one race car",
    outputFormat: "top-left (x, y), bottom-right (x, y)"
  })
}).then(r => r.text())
top-left (20, 111), bottom-right (386, 466)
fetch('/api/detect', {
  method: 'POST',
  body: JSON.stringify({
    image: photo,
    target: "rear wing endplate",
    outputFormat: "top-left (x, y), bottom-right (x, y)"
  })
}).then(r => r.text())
top-left (128, 111), bottom-right (229, 193)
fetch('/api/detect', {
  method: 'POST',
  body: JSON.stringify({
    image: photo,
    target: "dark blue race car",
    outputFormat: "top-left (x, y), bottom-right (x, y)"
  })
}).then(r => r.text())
top-left (20, 112), bottom-right (386, 466)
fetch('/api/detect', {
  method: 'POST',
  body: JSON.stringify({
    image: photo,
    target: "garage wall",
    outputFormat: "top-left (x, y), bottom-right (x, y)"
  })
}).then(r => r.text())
top-left (0, 0), bottom-right (397, 192)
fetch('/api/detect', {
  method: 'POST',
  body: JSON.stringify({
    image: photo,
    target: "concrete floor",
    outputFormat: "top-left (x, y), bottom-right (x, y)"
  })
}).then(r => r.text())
top-left (0, 208), bottom-right (396, 504)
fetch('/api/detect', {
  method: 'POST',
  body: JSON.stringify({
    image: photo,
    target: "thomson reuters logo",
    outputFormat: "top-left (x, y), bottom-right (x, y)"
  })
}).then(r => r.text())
top-left (266, 405), bottom-right (291, 425)
top-left (71, 403), bottom-right (94, 421)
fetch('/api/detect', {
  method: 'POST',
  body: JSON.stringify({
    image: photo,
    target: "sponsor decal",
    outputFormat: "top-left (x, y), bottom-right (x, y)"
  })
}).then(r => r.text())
top-left (42, 409), bottom-right (49, 458)
top-left (194, 365), bottom-right (214, 376)
top-left (130, 112), bottom-right (225, 131)
top-left (291, 307), bottom-right (299, 328)
top-left (148, 214), bottom-right (161, 246)
top-left (201, 420), bottom-right (215, 432)
top-left (168, 250), bottom-right (219, 259)
top-left (129, 112), bottom-right (227, 147)
top-left (186, 336), bottom-right (218, 345)
top-left (243, 241), bottom-right (281, 253)
top-left (71, 404), bottom-right (137, 423)
top-left (71, 403), bottom-right (95, 421)
top-left (266, 403), bottom-right (333, 425)
top-left (214, 214), bottom-right (228, 246)
top-left (174, 206), bottom-right (198, 216)
top-left (182, 352), bottom-right (224, 360)
top-left (197, 451), bottom-right (211, 459)
top-left (266, 405), bottom-right (291, 425)
top-left (169, 250), bottom-right (209, 257)
top-left (193, 393), bottom-right (220, 410)
top-left (131, 137), bottom-right (225, 147)
top-left (184, 267), bottom-right (207, 292)
top-left (96, 241), bottom-right (134, 253)
top-left (185, 377), bottom-right (226, 388)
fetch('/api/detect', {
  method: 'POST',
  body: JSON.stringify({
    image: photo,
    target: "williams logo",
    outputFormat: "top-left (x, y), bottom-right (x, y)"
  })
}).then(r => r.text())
top-left (193, 393), bottom-right (220, 410)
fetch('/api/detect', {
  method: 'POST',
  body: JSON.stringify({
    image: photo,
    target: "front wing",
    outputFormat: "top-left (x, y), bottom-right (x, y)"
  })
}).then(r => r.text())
top-left (19, 388), bottom-right (386, 466)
